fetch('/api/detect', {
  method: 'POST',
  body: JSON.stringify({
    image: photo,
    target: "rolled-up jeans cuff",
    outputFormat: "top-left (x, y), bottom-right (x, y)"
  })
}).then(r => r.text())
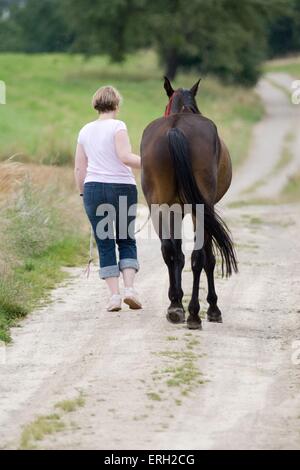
top-left (99, 265), bottom-right (120, 279)
top-left (119, 258), bottom-right (140, 272)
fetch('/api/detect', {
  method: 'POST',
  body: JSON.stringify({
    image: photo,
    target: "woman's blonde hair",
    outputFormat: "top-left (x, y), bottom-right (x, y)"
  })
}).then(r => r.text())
top-left (92, 85), bottom-right (122, 113)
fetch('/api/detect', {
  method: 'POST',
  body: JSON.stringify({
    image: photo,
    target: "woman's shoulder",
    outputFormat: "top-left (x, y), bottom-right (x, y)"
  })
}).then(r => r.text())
top-left (79, 120), bottom-right (96, 134)
top-left (113, 119), bottom-right (127, 132)
top-left (78, 121), bottom-right (99, 145)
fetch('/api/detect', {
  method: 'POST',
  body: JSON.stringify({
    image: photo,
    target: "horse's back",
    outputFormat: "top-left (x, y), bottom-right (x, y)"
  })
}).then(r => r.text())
top-left (142, 113), bottom-right (217, 147)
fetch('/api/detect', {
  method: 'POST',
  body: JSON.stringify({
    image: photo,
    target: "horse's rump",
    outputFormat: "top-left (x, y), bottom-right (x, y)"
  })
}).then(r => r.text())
top-left (141, 114), bottom-right (220, 205)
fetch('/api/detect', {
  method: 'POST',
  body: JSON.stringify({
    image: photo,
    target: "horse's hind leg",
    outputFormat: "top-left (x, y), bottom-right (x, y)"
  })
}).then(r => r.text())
top-left (159, 211), bottom-right (185, 324)
top-left (204, 237), bottom-right (223, 323)
top-left (161, 237), bottom-right (185, 324)
top-left (187, 247), bottom-right (205, 330)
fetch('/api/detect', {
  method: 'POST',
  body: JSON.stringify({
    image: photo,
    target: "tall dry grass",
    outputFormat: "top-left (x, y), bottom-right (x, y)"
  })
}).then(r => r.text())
top-left (0, 160), bottom-right (25, 196)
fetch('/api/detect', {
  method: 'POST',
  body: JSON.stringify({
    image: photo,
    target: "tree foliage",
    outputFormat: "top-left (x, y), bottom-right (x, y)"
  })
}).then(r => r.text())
top-left (62, 0), bottom-right (150, 60)
top-left (0, 0), bottom-right (73, 52)
top-left (62, 0), bottom-right (289, 85)
top-left (0, 0), bottom-right (299, 85)
top-left (268, 0), bottom-right (300, 57)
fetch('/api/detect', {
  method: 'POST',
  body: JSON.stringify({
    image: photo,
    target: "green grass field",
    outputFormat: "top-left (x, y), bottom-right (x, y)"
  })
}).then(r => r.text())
top-left (0, 51), bottom-right (263, 166)
top-left (265, 56), bottom-right (300, 77)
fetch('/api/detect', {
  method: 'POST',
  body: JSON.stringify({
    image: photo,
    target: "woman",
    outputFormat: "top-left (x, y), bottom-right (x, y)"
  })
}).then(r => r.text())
top-left (74, 85), bottom-right (142, 312)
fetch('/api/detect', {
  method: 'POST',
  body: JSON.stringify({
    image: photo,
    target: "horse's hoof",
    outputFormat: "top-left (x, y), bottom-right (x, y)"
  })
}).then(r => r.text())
top-left (207, 306), bottom-right (223, 323)
top-left (187, 315), bottom-right (202, 330)
top-left (166, 307), bottom-right (185, 324)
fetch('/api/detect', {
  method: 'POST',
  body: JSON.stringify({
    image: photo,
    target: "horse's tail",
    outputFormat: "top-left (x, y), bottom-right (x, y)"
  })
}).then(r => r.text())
top-left (167, 127), bottom-right (238, 277)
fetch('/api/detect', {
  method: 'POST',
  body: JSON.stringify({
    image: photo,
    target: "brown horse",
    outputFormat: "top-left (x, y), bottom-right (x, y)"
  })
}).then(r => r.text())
top-left (140, 77), bottom-right (238, 329)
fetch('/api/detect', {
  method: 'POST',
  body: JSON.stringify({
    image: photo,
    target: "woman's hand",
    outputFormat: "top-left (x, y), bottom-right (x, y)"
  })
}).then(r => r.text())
top-left (115, 130), bottom-right (141, 169)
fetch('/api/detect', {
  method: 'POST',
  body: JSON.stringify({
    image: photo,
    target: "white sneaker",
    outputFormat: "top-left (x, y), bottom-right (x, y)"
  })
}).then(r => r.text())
top-left (107, 294), bottom-right (122, 312)
top-left (123, 287), bottom-right (142, 310)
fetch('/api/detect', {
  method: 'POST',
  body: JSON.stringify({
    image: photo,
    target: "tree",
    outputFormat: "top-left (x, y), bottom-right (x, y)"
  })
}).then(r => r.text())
top-left (0, 0), bottom-right (23, 52)
top-left (0, 0), bottom-right (73, 53)
top-left (145, 0), bottom-right (288, 84)
top-left (268, 0), bottom-right (300, 58)
top-left (0, 0), bottom-right (296, 85)
top-left (0, 0), bottom-right (21, 13)
top-left (62, 0), bottom-right (150, 59)
top-left (63, 0), bottom-right (288, 85)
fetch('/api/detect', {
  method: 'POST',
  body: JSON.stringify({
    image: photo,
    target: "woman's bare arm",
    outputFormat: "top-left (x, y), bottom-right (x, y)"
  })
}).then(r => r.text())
top-left (74, 143), bottom-right (88, 194)
top-left (115, 130), bottom-right (141, 169)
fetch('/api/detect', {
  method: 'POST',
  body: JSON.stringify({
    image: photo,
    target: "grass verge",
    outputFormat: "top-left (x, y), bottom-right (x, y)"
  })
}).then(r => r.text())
top-left (20, 414), bottom-right (65, 450)
top-left (0, 177), bottom-right (87, 342)
top-left (282, 171), bottom-right (300, 202)
top-left (0, 237), bottom-right (87, 343)
top-left (55, 395), bottom-right (85, 413)
top-left (148, 334), bottom-right (204, 405)
top-left (20, 393), bottom-right (85, 449)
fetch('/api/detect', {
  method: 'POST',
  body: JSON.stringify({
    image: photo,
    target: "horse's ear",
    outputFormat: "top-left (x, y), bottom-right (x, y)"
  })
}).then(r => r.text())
top-left (190, 78), bottom-right (201, 97)
top-left (164, 76), bottom-right (174, 98)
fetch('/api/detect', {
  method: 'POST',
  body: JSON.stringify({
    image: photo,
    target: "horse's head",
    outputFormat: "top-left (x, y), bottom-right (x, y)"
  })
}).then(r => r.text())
top-left (163, 77), bottom-right (201, 117)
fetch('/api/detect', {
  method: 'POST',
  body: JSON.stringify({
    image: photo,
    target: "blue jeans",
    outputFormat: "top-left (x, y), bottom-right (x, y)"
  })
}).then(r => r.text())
top-left (83, 182), bottom-right (139, 279)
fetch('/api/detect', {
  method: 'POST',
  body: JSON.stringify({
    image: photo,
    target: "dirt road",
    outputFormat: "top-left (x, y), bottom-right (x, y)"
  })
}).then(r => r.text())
top-left (1, 73), bottom-right (300, 450)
